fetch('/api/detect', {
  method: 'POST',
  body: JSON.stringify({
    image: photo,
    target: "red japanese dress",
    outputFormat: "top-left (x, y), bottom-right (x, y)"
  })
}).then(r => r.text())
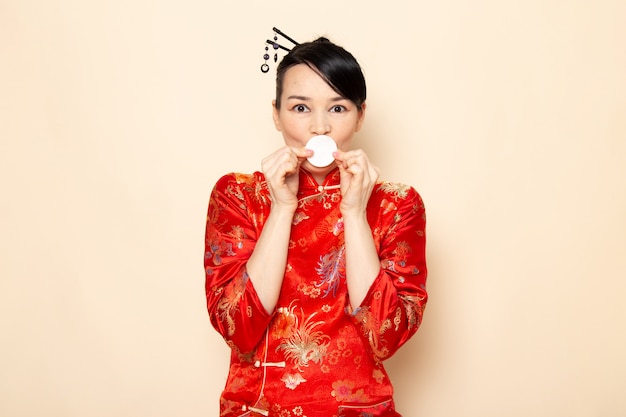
top-left (204, 168), bottom-right (427, 417)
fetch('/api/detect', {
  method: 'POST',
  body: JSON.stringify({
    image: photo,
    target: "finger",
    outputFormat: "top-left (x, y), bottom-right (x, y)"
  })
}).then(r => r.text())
top-left (290, 146), bottom-right (314, 160)
top-left (348, 162), bottom-right (363, 176)
top-left (263, 148), bottom-right (299, 183)
top-left (262, 147), bottom-right (290, 169)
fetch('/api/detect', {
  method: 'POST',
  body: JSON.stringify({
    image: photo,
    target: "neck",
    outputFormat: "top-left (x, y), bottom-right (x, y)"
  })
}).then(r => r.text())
top-left (304, 165), bottom-right (336, 185)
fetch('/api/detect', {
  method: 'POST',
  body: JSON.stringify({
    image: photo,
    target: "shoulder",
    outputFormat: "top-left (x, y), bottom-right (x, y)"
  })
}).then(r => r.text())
top-left (210, 171), bottom-right (271, 210)
top-left (370, 181), bottom-right (426, 223)
top-left (374, 181), bottom-right (424, 206)
top-left (212, 171), bottom-right (267, 193)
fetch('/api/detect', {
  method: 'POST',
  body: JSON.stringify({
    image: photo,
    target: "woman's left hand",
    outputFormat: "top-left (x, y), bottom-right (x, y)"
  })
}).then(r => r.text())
top-left (334, 149), bottom-right (380, 217)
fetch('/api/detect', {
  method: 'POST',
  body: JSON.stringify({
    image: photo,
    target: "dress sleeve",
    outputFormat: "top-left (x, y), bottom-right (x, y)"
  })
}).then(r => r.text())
top-left (204, 173), bottom-right (272, 354)
top-left (349, 186), bottom-right (428, 361)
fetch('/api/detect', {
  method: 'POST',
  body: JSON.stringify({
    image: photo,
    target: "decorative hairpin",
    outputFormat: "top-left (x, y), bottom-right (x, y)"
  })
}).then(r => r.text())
top-left (261, 27), bottom-right (299, 73)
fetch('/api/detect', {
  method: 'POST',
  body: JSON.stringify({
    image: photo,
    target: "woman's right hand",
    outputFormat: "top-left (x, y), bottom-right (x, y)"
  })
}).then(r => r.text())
top-left (261, 146), bottom-right (312, 211)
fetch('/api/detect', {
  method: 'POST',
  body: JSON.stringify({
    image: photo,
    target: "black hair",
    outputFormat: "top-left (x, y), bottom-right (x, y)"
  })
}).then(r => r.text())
top-left (274, 37), bottom-right (366, 111)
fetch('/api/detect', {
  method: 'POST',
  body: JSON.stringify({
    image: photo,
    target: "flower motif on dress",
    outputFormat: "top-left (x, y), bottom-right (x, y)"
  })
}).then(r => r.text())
top-left (332, 218), bottom-right (344, 236)
top-left (392, 241), bottom-right (411, 268)
top-left (297, 282), bottom-right (321, 299)
top-left (226, 225), bottom-right (247, 250)
top-left (380, 198), bottom-right (398, 215)
top-left (273, 306), bottom-right (297, 339)
top-left (380, 258), bottom-right (396, 272)
top-left (281, 373), bottom-right (307, 390)
top-left (292, 211), bottom-right (310, 225)
top-left (276, 310), bottom-right (330, 371)
top-left (205, 235), bottom-right (235, 267)
top-left (378, 182), bottom-right (411, 200)
top-left (372, 368), bottom-right (385, 384)
top-left (270, 403), bottom-right (292, 417)
top-left (331, 379), bottom-right (369, 402)
top-left (314, 246), bottom-right (346, 298)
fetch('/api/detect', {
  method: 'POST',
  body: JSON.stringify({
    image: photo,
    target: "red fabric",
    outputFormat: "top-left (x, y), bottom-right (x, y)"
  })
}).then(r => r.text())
top-left (205, 168), bottom-right (427, 417)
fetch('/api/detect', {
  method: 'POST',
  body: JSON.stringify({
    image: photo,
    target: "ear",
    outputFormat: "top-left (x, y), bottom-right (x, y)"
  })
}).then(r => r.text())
top-left (272, 100), bottom-right (282, 131)
top-left (355, 102), bottom-right (367, 132)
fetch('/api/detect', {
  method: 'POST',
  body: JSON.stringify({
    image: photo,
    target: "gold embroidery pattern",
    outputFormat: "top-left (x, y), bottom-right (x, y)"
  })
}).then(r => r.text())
top-left (377, 182), bottom-right (410, 200)
top-left (276, 306), bottom-right (330, 371)
top-left (399, 293), bottom-right (426, 330)
top-left (215, 272), bottom-right (247, 336)
top-left (353, 306), bottom-right (389, 358)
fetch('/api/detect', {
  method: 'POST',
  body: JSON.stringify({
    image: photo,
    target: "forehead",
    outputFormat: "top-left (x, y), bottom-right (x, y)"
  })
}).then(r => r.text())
top-left (281, 64), bottom-right (337, 97)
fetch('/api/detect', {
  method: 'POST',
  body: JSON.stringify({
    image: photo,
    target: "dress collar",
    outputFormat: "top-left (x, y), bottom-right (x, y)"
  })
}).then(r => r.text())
top-left (298, 167), bottom-right (341, 193)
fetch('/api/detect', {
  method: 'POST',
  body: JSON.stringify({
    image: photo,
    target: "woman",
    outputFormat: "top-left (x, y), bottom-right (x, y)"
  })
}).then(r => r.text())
top-left (205, 36), bottom-right (427, 417)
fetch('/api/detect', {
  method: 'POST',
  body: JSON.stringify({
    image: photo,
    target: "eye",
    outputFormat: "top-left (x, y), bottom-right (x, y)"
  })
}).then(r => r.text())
top-left (292, 104), bottom-right (309, 113)
top-left (330, 105), bottom-right (347, 113)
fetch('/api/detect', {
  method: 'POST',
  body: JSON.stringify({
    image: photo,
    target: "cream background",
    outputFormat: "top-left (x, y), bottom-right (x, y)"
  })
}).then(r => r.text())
top-left (1, 1), bottom-right (625, 416)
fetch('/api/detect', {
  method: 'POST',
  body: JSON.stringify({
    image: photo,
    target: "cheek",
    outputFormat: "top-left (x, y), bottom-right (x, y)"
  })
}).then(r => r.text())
top-left (334, 136), bottom-right (354, 151)
top-left (280, 118), bottom-right (308, 137)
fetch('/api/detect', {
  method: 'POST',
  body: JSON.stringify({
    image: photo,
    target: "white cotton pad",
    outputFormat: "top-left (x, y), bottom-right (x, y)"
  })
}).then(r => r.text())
top-left (305, 135), bottom-right (337, 168)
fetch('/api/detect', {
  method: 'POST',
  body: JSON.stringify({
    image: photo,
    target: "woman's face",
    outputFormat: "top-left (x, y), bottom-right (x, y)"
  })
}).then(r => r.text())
top-left (272, 64), bottom-right (366, 175)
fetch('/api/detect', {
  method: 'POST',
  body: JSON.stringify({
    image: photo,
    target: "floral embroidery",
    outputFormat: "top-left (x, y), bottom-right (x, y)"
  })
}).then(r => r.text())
top-left (205, 236), bottom-right (235, 267)
top-left (297, 282), bottom-right (321, 299)
top-left (372, 369), bottom-right (385, 384)
top-left (314, 246), bottom-right (346, 298)
top-left (380, 258), bottom-right (396, 272)
top-left (282, 373), bottom-right (307, 390)
top-left (226, 225), bottom-right (247, 250)
top-left (271, 403), bottom-right (291, 417)
top-left (331, 380), bottom-right (370, 402)
top-left (380, 198), bottom-right (397, 215)
top-left (292, 211), bottom-right (310, 225)
top-left (392, 241), bottom-right (411, 267)
top-left (273, 307), bottom-right (297, 339)
top-left (276, 309), bottom-right (330, 371)
top-left (377, 182), bottom-right (410, 200)
top-left (332, 218), bottom-right (344, 236)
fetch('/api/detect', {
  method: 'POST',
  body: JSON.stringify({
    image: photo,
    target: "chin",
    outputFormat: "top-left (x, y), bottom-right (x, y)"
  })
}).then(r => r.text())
top-left (302, 161), bottom-right (329, 171)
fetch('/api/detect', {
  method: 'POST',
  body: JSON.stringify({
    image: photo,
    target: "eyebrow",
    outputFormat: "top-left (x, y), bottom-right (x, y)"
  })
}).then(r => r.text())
top-left (285, 95), bottom-right (346, 102)
top-left (286, 95), bottom-right (310, 101)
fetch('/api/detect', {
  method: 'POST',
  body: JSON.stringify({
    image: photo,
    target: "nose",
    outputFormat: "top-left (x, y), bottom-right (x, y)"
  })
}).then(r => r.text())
top-left (310, 111), bottom-right (330, 136)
